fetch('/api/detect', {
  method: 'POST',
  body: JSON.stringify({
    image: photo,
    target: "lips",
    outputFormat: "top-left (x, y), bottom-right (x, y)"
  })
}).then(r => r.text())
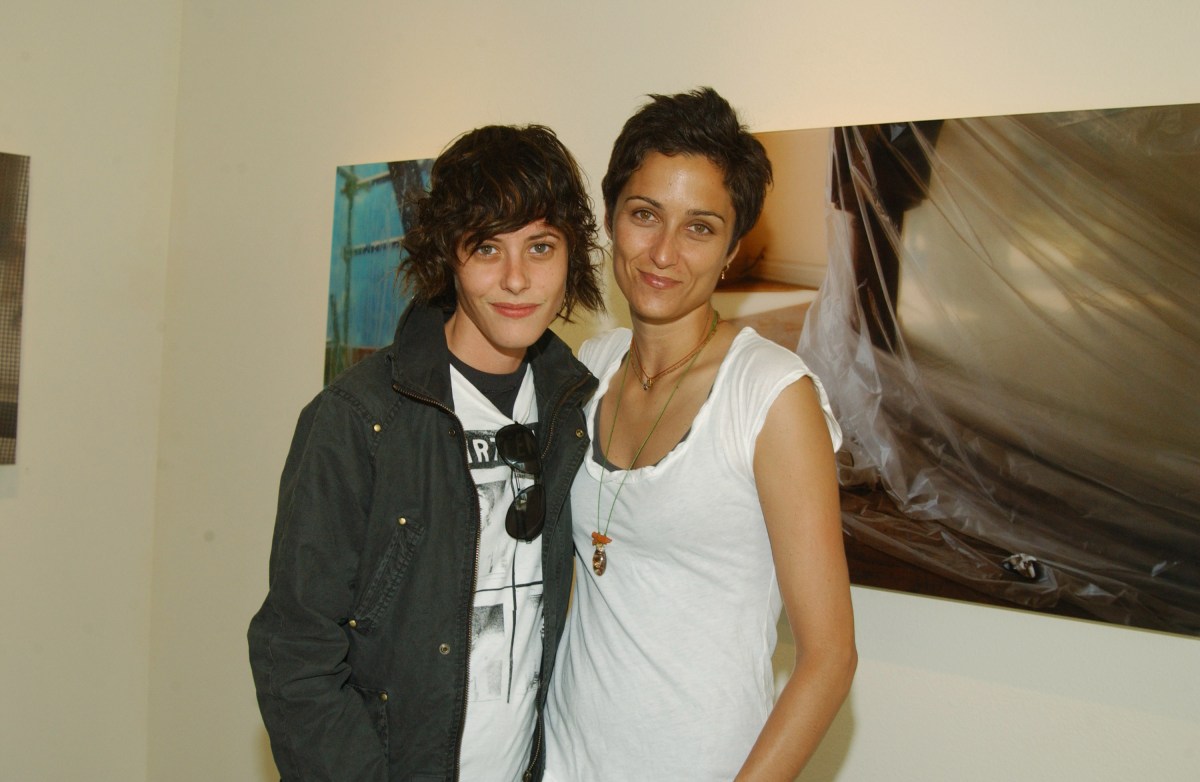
top-left (491, 302), bottom-right (540, 318)
top-left (639, 270), bottom-right (679, 289)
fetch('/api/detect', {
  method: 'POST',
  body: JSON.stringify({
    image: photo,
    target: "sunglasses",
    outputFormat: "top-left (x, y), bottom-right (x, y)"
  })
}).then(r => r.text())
top-left (495, 423), bottom-right (545, 541)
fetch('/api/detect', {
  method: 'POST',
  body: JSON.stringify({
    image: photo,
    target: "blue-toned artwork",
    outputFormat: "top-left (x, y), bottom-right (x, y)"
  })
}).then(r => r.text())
top-left (325, 158), bottom-right (433, 385)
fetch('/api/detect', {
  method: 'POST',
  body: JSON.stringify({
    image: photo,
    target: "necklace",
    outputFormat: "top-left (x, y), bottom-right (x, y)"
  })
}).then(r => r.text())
top-left (629, 308), bottom-right (721, 391)
top-left (591, 310), bottom-right (721, 576)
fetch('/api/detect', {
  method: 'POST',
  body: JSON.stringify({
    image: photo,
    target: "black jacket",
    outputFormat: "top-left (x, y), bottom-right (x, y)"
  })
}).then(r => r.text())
top-left (248, 304), bottom-right (595, 781)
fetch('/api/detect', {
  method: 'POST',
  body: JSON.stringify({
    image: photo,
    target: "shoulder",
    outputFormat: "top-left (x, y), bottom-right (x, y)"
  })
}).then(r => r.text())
top-left (578, 328), bottom-right (631, 375)
top-left (327, 347), bottom-right (391, 394)
top-left (531, 327), bottom-right (587, 373)
top-left (722, 328), bottom-right (842, 452)
top-left (529, 328), bottom-right (597, 401)
top-left (318, 349), bottom-right (399, 421)
top-left (723, 328), bottom-right (814, 383)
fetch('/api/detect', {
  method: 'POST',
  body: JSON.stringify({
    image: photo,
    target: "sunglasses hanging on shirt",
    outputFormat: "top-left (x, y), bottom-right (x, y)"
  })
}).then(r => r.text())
top-left (495, 422), bottom-right (545, 541)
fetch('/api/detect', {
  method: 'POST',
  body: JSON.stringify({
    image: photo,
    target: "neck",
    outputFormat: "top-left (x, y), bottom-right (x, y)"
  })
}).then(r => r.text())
top-left (627, 306), bottom-right (720, 393)
top-left (443, 315), bottom-right (528, 374)
top-left (630, 305), bottom-right (716, 374)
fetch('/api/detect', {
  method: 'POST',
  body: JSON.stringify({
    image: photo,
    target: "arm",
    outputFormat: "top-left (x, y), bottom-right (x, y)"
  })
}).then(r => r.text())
top-left (736, 378), bottom-right (857, 781)
top-left (247, 393), bottom-right (388, 782)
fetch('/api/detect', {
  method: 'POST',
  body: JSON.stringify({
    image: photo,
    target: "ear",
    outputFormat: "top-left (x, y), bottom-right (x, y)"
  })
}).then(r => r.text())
top-left (604, 212), bottom-right (613, 240)
top-left (725, 239), bottom-right (741, 263)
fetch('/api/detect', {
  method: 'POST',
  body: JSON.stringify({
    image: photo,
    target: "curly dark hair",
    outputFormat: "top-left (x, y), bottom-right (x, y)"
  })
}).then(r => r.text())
top-left (399, 124), bottom-right (603, 321)
top-left (601, 87), bottom-right (773, 252)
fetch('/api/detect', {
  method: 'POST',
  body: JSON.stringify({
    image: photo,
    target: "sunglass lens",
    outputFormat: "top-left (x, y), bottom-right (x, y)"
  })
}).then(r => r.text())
top-left (496, 424), bottom-right (541, 474)
top-left (506, 484), bottom-right (545, 541)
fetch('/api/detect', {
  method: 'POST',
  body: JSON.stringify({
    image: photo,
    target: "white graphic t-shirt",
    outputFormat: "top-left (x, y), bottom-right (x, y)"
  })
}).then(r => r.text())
top-left (451, 365), bottom-right (545, 781)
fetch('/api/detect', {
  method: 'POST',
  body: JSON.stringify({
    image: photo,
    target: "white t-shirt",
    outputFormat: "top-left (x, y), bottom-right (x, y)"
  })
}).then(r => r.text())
top-left (452, 366), bottom-right (546, 781)
top-left (544, 328), bottom-right (841, 781)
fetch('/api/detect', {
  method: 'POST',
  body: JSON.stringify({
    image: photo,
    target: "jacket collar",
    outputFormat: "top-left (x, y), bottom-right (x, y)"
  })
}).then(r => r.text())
top-left (385, 302), bottom-right (592, 409)
top-left (386, 303), bottom-right (454, 404)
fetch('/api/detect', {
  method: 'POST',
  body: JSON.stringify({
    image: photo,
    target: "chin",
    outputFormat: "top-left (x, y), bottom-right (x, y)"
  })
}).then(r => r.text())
top-left (494, 323), bottom-right (550, 351)
top-left (628, 297), bottom-right (685, 323)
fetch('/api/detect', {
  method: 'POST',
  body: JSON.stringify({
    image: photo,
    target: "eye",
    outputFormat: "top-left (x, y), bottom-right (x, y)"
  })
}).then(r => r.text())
top-left (689, 222), bottom-right (714, 236)
top-left (530, 241), bottom-right (555, 256)
top-left (474, 243), bottom-right (499, 258)
top-left (631, 208), bottom-right (656, 222)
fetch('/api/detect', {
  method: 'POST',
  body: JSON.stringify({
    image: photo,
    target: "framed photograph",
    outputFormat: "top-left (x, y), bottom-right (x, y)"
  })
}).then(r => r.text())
top-left (0, 152), bottom-right (29, 465)
top-left (735, 106), bottom-right (1200, 635)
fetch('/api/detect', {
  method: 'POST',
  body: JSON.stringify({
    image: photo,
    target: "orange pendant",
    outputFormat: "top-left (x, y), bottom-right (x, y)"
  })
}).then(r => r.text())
top-left (591, 531), bottom-right (611, 576)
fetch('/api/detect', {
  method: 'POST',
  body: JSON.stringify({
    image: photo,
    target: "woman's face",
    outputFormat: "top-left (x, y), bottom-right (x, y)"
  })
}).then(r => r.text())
top-left (608, 152), bottom-right (739, 326)
top-left (444, 219), bottom-right (568, 374)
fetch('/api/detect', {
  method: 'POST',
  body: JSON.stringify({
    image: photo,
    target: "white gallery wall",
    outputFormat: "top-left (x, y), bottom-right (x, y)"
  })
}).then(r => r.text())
top-left (2, 1), bottom-right (1198, 780)
top-left (0, 2), bottom-right (182, 780)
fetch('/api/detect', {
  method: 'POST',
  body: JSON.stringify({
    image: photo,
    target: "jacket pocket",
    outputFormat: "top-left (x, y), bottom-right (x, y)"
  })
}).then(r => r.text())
top-left (348, 682), bottom-right (390, 757)
top-left (352, 514), bottom-right (426, 630)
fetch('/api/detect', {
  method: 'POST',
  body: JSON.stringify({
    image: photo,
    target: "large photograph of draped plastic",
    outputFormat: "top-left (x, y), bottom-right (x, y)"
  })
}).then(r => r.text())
top-left (779, 105), bottom-right (1200, 635)
top-left (0, 152), bottom-right (29, 465)
top-left (325, 158), bottom-right (433, 385)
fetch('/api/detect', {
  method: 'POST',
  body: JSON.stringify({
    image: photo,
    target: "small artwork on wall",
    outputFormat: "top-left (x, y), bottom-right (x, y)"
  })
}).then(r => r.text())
top-left (0, 151), bottom-right (29, 465)
top-left (324, 157), bottom-right (433, 385)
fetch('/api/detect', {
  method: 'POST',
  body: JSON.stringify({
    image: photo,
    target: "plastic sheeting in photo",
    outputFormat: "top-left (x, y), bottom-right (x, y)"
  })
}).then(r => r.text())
top-left (792, 105), bottom-right (1199, 635)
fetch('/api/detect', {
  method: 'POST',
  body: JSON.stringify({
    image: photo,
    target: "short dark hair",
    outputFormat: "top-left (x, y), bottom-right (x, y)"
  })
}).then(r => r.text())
top-left (400, 124), bottom-right (603, 320)
top-left (601, 87), bottom-right (773, 251)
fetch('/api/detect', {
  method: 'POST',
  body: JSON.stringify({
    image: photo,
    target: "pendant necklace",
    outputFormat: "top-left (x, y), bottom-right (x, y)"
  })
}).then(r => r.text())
top-left (630, 310), bottom-right (719, 391)
top-left (591, 308), bottom-right (720, 576)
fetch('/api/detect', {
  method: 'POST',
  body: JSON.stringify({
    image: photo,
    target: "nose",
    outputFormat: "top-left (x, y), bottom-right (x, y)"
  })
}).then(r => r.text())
top-left (649, 230), bottom-right (677, 269)
top-left (501, 256), bottom-right (531, 294)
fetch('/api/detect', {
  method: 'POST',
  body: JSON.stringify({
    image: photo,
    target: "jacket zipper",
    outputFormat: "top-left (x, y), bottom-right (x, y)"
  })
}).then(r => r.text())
top-left (523, 720), bottom-right (543, 782)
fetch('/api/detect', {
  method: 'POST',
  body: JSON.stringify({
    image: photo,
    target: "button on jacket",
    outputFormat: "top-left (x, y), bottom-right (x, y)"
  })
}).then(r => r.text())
top-left (248, 303), bottom-right (596, 781)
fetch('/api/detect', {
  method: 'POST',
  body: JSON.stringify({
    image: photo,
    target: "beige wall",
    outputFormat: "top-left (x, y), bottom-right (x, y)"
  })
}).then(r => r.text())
top-left (2, 1), bottom-right (1198, 780)
top-left (0, 2), bottom-right (182, 780)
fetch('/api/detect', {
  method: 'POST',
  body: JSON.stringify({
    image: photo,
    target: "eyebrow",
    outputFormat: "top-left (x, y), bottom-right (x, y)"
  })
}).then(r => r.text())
top-left (624, 195), bottom-right (728, 223)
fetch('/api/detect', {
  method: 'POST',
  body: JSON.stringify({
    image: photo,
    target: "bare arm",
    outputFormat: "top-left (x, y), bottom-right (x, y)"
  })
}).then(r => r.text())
top-left (736, 378), bottom-right (857, 780)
